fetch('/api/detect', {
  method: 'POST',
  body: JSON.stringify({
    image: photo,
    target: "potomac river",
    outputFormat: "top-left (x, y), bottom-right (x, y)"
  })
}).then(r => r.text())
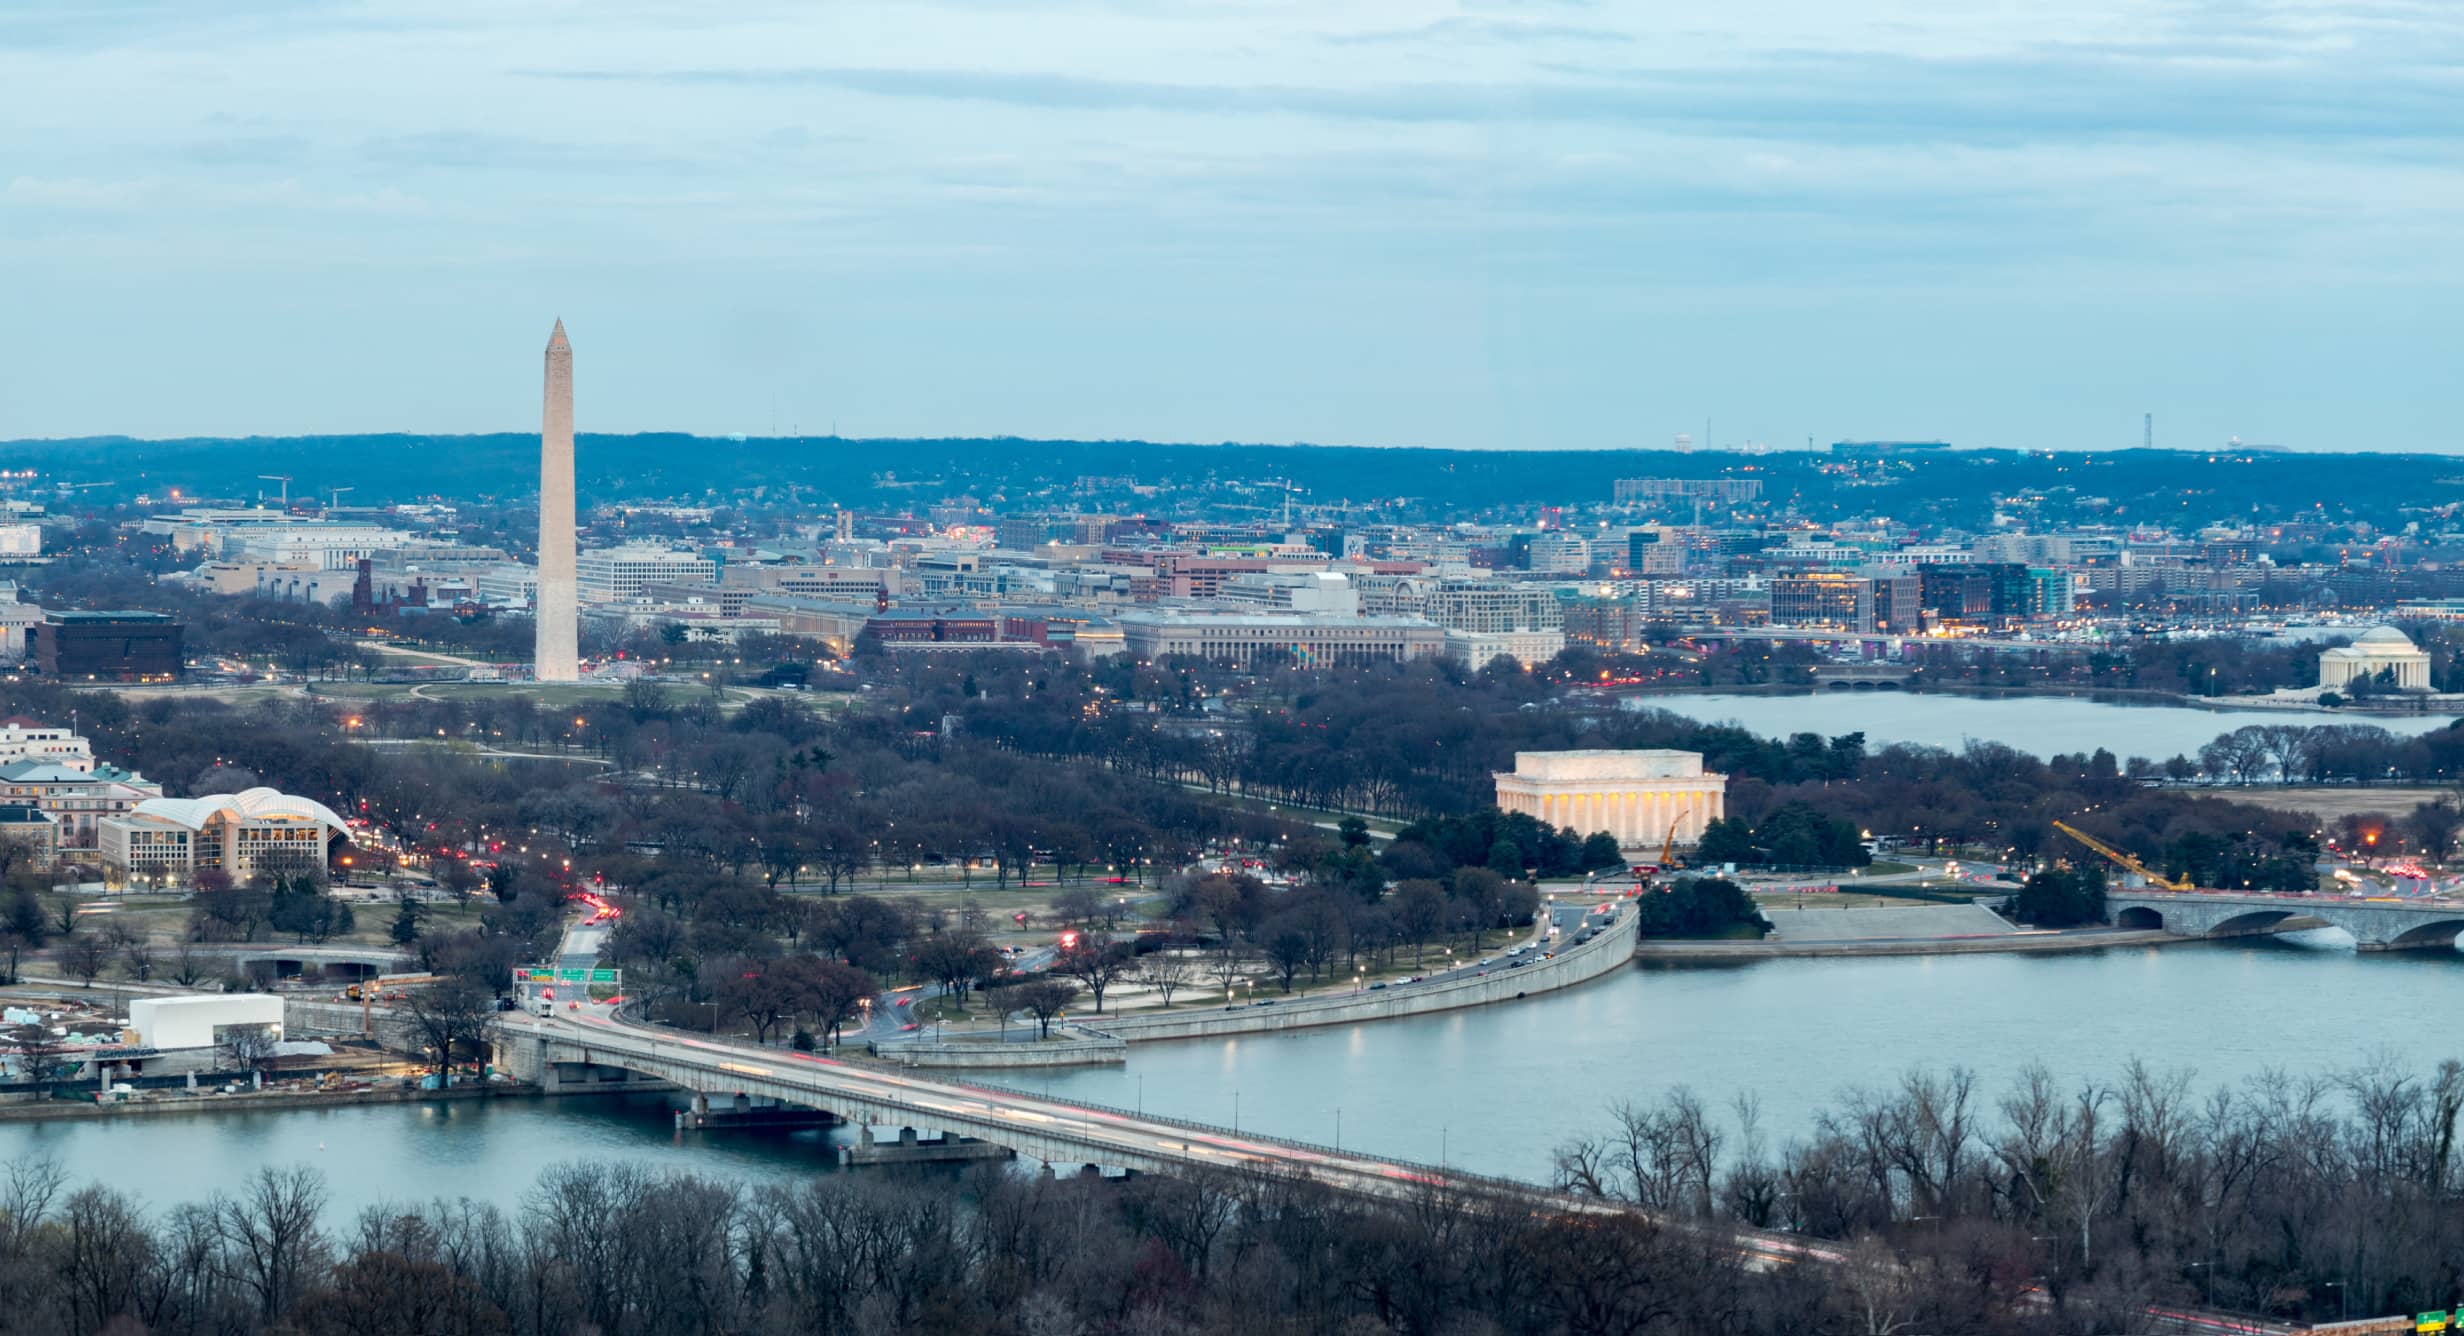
top-left (1630, 690), bottom-right (2458, 761)
top-left (8, 935), bottom-right (2460, 1217)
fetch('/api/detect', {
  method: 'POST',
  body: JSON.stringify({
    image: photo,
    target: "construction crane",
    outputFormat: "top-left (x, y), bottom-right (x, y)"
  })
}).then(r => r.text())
top-left (257, 474), bottom-right (293, 507)
top-left (2053, 820), bottom-right (2192, 891)
top-left (326, 486), bottom-right (354, 510)
top-left (1660, 826), bottom-right (1683, 872)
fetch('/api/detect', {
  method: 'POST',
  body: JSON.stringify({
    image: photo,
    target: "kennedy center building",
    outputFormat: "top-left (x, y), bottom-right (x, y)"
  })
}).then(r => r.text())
top-left (1492, 750), bottom-right (1727, 849)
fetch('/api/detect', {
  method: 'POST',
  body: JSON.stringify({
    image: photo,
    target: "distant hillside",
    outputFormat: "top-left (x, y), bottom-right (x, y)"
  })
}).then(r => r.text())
top-left (2, 434), bottom-right (2454, 528)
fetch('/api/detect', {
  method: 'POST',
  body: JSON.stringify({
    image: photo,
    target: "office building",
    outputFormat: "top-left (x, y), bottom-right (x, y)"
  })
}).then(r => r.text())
top-left (577, 544), bottom-right (718, 603)
top-left (1115, 611), bottom-right (1446, 667)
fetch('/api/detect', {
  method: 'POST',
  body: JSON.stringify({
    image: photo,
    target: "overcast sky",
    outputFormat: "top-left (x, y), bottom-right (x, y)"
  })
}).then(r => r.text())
top-left (2, 1), bottom-right (2458, 452)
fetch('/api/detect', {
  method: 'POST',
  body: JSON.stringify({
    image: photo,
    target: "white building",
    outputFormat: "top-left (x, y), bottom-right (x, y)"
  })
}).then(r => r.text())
top-left (576, 545), bottom-right (717, 603)
top-left (0, 722), bottom-right (93, 772)
top-left (0, 762), bottom-right (164, 849)
top-left (1115, 611), bottom-right (1446, 667)
top-left (226, 524), bottom-right (404, 570)
top-left (2320, 627), bottom-right (2433, 692)
top-left (128, 995), bottom-right (283, 1051)
top-left (1443, 628), bottom-right (1567, 671)
top-left (0, 524), bottom-right (39, 558)
top-left (1528, 534), bottom-right (1593, 574)
top-left (0, 599), bottom-right (39, 661)
top-left (1493, 750), bottom-right (1727, 849)
top-left (1214, 571), bottom-right (1359, 615)
top-left (99, 787), bottom-right (349, 884)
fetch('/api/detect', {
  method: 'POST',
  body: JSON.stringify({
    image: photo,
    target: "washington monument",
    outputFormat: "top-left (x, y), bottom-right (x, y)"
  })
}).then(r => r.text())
top-left (535, 319), bottom-right (579, 681)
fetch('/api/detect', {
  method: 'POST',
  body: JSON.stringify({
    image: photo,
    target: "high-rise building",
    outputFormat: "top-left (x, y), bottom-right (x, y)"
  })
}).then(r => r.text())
top-left (535, 321), bottom-right (579, 681)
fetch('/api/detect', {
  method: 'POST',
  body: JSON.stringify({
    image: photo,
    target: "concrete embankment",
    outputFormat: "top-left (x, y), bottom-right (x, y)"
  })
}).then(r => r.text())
top-left (1087, 906), bottom-right (1640, 1044)
top-left (1635, 927), bottom-right (2188, 961)
top-left (874, 1033), bottom-right (1126, 1069)
top-left (0, 1080), bottom-right (570, 1122)
top-left (1762, 902), bottom-right (2019, 943)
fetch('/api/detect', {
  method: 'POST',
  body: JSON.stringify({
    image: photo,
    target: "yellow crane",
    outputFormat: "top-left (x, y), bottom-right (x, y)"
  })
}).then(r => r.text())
top-left (2053, 820), bottom-right (2193, 891)
top-left (1660, 827), bottom-right (1682, 872)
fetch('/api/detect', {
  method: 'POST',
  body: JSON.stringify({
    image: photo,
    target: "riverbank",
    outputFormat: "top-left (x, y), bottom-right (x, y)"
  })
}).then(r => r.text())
top-left (1623, 681), bottom-right (2453, 718)
top-left (1087, 905), bottom-right (1640, 1043)
top-left (0, 1079), bottom-right (564, 1122)
top-left (1633, 926), bottom-right (2188, 960)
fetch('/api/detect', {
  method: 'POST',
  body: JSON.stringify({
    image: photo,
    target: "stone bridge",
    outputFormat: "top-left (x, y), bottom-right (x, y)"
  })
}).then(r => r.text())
top-left (2106, 891), bottom-right (2464, 952)
top-left (1811, 663), bottom-right (1913, 691)
top-left (496, 1013), bottom-right (1493, 1191)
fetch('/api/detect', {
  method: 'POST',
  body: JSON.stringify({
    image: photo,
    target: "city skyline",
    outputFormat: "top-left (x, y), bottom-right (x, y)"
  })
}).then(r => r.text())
top-left (2, 2), bottom-right (2458, 453)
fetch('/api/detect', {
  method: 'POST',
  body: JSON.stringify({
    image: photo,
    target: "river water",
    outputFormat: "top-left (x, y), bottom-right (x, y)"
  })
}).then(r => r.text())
top-left (14, 937), bottom-right (2462, 1216)
top-left (1629, 691), bottom-right (2458, 761)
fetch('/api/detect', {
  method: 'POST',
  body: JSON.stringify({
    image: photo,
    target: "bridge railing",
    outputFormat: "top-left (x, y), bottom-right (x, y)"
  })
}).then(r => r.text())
top-left (533, 1022), bottom-right (1546, 1198)
top-left (952, 1077), bottom-right (1541, 1198)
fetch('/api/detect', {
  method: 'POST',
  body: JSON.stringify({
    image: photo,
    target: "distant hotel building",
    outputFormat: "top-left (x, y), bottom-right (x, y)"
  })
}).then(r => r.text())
top-left (1612, 478), bottom-right (1762, 508)
top-left (577, 545), bottom-right (718, 603)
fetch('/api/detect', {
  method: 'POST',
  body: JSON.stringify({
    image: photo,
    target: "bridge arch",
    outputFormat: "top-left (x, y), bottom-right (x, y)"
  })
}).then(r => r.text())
top-left (2384, 919), bottom-right (2464, 951)
top-left (2205, 910), bottom-right (2304, 938)
top-left (2115, 906), bottom-right (2165, 931)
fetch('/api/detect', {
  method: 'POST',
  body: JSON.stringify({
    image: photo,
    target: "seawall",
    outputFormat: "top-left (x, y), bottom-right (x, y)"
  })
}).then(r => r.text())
top-left (1086, 905), bottom-right (1640, 1043)
top-left (874, 1033), bottom-right (1127, 1069)
top-left (1633, 927), bottom-right (2192, 960)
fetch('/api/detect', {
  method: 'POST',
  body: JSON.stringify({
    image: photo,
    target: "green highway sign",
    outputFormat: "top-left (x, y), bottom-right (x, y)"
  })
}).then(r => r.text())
top-left (518, 967), bottom-right (620, 984)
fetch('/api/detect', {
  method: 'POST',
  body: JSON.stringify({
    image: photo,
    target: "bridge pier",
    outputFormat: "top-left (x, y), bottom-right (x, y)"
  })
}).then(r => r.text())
top-left (677, 1094), bottom-right (838, 1131)
top-left (540, 1061), bottom-right (669, 1095)
top-left (836, 1124), bottom-right (1013, 1166)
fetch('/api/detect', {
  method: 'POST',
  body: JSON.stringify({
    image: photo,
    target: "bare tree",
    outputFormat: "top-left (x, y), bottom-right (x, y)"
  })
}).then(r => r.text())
top-left (216, 1165), bottom-right (330, 1323)
top-left (169, 940), bottom-right (204, 988)
top-left (59, 933), bottom-right (109, 988)
top-left (1053, 933), bottom-right (1134, 1013)
top-left (218, 1023), bottom-right (282, 1079)
top-left (0, 1151), bottom-right (67, 1253)
top-left (1006, 979), bottom-right (1078, 1040)
top-left (1202, 941), bottom-right (1251, 1003)
top-left (397, 980), bottom-right (497, 1081)
top-left (1133, 951), bottom-right (1195, 1009)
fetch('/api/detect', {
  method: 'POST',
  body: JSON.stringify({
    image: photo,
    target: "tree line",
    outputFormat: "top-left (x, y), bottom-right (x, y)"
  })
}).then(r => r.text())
top-left (1554, 1056), bottom-right (2464, 1331)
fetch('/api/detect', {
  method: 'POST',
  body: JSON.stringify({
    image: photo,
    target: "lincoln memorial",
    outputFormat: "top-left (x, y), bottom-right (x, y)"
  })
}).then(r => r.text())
top-left (1492, 749), bottom-right (1728, 850)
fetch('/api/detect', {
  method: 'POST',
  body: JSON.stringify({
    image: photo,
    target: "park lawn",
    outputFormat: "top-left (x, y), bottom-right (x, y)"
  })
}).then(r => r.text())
top-left (1750, 889), bottom-right (1954, 911)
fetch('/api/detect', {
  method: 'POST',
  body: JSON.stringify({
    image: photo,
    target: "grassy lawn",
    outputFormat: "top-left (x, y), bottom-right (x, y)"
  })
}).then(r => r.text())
top-left (1181, 787), bottom-right (1408, 835)
top-left (1752, 890), bottom-right (1952, 910)
top-left (418, 682), bottom-right (629, 704)
top-left (74, 888), bottom-right (487, 952)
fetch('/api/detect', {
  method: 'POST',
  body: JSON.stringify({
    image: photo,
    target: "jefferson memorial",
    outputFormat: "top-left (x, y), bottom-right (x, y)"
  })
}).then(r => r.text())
top-left (1492, 749), bottom-right (1728, 850)
top-left (2319, 626), bottom-right (2431, 692)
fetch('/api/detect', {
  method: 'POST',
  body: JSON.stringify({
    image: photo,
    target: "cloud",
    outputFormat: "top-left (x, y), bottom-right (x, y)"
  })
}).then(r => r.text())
top-left (525, 43), bottom-right (2461, 152)
top-left (1324, 17), bottom-right (1635, 47)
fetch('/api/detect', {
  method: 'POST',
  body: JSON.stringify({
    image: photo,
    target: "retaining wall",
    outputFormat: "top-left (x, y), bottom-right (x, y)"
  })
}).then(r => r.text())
top-left (874, 1033), bottom-right (1127, 1069)
top-left (1086, 905), bottom-right (1639, 1043)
